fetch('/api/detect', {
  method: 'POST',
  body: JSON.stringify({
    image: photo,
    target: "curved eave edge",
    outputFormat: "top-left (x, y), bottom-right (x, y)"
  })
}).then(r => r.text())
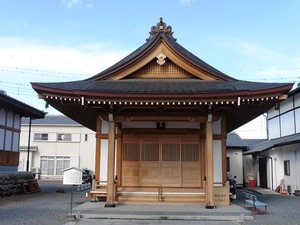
top-left (32, 83), bottom-right (293, 107)
top-left (87, 37), bottom-right (157, 81)
top-left (161, 34), bottom-right (237, 81)
top-left (0, 92), bottom-right (46, 118)
top-left (32, 81), bottom-right (293, 97)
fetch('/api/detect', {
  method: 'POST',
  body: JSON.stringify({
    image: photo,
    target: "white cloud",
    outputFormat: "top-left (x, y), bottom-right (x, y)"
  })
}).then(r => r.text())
top-left (214, 37), bottom-right (300, 82)
top-left (0, 37), bottom-right (129, 80)
top-left (179, 0), bottom-right (196, 6)
top-left (62, 0), bottom-right (94, 9)
top-left (0, 36), bottom-right (130, 114)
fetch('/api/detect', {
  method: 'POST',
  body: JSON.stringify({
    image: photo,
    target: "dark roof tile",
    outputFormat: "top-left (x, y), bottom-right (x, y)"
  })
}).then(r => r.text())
top-left (0, 91), bottom-right (45, 118)
top-left (244, 133), bottom-right (300, 155)
top-left (227, 133), bottom-right (248, 148)
top-left (21, 115), bottom-right (79, 126)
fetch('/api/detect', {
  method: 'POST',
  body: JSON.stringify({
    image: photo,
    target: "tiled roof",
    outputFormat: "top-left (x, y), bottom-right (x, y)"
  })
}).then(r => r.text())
top-left (243, 139), bottom-right (267, 148)
top-left (244, 133), bottom-right (300, 155)
top-left (0, 91), bottom-right (45, 118)
top-left (32, 79), bottom-right (291, 95)
top-left (21, 115), bottom-right (80, 126)
top-left (227, 133), bottom-right (248, 148)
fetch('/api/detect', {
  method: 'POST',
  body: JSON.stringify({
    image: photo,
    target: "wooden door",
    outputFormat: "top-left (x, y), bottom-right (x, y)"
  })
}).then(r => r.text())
top-left (121, 134), bottom-right (201, 187)
top-left (259, 157), bottom-right (268, 188)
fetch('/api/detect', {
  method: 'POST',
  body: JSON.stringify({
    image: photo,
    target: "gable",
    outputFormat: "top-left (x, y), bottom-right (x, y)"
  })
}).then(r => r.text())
top-left (105, 41), bottom-right (223, 81)
top-left (126, 58), bottom-right (195, 79)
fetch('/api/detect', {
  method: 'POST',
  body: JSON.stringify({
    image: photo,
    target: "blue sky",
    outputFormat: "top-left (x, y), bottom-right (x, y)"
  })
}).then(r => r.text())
top-left (1, 0), bottom-right (300, 138)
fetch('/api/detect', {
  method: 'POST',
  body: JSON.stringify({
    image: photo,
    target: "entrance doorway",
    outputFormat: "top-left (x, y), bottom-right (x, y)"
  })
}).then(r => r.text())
top-left (259, 157), bottom-right (268, 188)
top-left (121, 134), bottom-right (202, 188)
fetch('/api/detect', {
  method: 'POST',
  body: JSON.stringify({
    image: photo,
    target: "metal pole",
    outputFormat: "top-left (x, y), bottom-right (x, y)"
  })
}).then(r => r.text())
top-left (70, 185), bottom-right (73, 216)
top-left (26, 118), bottom-right (32, 172)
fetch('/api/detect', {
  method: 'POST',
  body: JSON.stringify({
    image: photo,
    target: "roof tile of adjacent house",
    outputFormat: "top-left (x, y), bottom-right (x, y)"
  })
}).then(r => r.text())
top-left (227, 133), bottom-right (249, 148)
top-left (21, 115), bottom-right (80, 126)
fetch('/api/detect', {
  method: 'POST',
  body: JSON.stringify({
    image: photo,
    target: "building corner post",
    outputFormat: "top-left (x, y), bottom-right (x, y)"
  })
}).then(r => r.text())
top-left (105, 112), bottom-right (116, 207)
top-left (205, 114), bottom-right (215, 208)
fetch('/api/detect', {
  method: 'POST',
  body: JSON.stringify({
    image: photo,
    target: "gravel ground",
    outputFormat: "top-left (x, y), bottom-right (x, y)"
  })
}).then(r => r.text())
top-left (0, 181), bottom-right (88, 225)
top-left (234, 189), bottom-right (300, 225)
top-left (1, 181), bottom-right (300, 225)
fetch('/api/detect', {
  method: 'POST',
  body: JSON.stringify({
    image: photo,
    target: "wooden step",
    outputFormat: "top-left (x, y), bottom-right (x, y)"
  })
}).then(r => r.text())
top-left (116, 190), bottom-right (206, 204)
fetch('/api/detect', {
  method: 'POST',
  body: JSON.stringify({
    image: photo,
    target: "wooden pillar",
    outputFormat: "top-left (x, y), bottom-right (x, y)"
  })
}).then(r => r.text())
top-left (205, 115), bottom-right (215, 208)
top-left (105, 113), bottom-right (116, 207)
top-left (116, 124), bottom-right (122, 187)
top-left (94, 115), bottom-right (101, 181)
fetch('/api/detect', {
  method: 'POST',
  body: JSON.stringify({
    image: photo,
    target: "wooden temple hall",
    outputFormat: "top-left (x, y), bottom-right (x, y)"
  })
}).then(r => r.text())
top-left (32, 18), bottom-right (293, 208)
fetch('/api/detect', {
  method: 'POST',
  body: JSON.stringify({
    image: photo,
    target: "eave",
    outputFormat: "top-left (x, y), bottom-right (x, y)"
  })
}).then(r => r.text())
top-left (0, 92), bottom-right (46, 119)
top-left (31, 81), bottom-right (293, 132)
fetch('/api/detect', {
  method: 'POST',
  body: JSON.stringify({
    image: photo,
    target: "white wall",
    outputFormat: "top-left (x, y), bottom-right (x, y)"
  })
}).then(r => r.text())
top-left (213, 140), bottom-right (222, 183)
top-left (265, 144), bottom-right (300, 190)
top-left (227, 148), bottom-right (243, 186)
top-left (19, 123), bottom-right (96, 179)
top-left (100, 139), bottom-right (108, 183)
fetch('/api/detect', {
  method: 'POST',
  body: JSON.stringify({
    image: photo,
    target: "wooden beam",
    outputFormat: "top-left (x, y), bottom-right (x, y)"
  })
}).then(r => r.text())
top-left (105, 113), bottom-right (116, 207)
top-left (116, 124), bottom-right (122, 187)
top-left (205, 117), bottom-right (215, 208)
top-left (115, 115), bottom-right (207, 123)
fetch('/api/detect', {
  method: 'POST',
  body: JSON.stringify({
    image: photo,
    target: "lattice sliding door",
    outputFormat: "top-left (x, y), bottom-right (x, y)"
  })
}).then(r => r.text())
top-left (161, 143), bottom-right (181, 186)
top-left (121, 134), bottom-right (201, 187)
top-left (181, 143), bottom-right (201, 187)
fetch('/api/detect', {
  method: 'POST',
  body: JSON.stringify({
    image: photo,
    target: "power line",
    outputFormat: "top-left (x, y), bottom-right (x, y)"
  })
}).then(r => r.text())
top-left (0, 65), bottom-right (91, 79)
top-left (1, 64), bottom-right (300, 81)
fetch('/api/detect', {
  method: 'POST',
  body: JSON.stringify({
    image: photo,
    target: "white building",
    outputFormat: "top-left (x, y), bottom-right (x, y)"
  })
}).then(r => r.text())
top-left (245, 86), bottom-right (300, 192)
top-left (19, 115), bottom-right (96, 180)
top-left (226, 133), bottom-right (247, 187)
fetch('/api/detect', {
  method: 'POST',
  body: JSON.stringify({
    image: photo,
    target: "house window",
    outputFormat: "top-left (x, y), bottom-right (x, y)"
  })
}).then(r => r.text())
top-left (227, 157), bottom-right (230, 172)
top-left (34, 133), bottom-right (48, 141)
top-left (40, 156), bottom-right (70, 176)
top-left (56, 156), bottom-right (71, 175)
top-left (57, 133), bottom-right (72, 141)
top-left (85, 134), bottom-right (88, 141)
top-left (284, 160), bottom-right (290, 176)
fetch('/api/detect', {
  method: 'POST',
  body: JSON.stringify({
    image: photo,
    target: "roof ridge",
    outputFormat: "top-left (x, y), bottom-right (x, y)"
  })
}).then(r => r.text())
top-left (147, 17), bottom-right (176, 41)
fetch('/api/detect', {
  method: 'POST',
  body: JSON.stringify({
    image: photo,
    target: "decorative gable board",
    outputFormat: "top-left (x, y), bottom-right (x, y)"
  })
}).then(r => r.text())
top-left (126, 58), bottom-right (195, 79)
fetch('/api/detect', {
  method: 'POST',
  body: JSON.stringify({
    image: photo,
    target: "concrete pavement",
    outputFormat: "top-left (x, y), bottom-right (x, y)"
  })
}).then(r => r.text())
top-left (65, 200), bottom-right (253, 224)
top-left (64, 187), bottom-right (283, 225)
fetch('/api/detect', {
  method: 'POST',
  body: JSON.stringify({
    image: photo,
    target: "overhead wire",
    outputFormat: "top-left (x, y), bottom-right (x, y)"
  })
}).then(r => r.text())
top-left (1, 62), bottom-right (299, 98)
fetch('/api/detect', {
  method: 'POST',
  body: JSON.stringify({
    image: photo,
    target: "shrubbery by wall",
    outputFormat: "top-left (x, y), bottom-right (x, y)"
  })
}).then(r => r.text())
top-left (0, 172), bottom-right (34, 197)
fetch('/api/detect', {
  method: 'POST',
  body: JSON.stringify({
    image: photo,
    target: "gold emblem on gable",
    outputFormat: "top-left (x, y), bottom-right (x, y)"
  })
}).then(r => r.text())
top-left (156, 53), bottom-right (166, 66)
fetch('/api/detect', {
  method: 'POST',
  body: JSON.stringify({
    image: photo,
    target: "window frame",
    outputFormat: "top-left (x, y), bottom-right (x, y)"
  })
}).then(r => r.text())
top-left (284, 160), bottom-right (290, 176)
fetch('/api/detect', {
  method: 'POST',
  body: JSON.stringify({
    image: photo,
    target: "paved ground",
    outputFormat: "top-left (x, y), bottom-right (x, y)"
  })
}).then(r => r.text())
top-left (1, 181), bottom-right (300, 225)
top-left (0, 180), bottom-right (88, 225)
top-left (234, 188), bottom-right (300, 225)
